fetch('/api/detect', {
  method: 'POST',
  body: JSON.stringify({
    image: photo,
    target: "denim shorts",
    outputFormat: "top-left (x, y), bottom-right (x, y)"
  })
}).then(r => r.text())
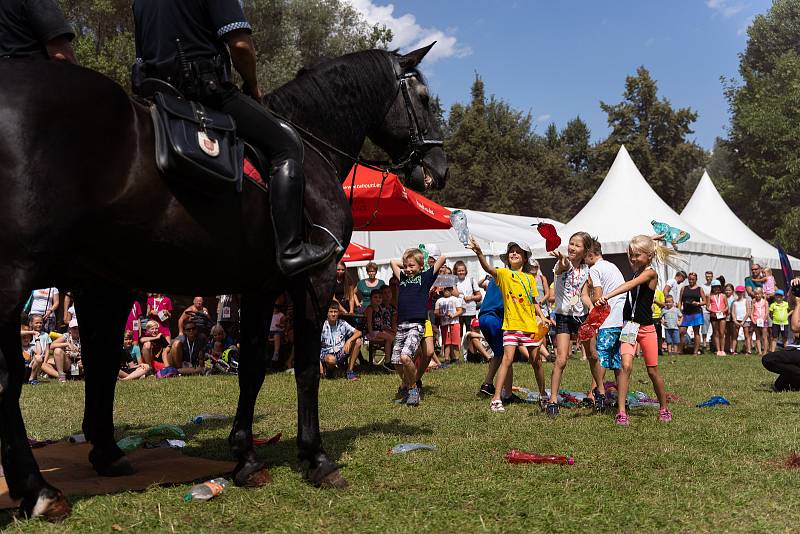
top-left (554, 313), bottom-right (586, 335)
top-left (596, 327), bottom-right (622, 369)
top-left (664, 328), bottom-right (680, 345)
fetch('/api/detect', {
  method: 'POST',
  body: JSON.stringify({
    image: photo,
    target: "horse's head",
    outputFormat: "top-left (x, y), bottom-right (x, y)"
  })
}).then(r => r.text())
top-left (370, 43), bottom-right (449, 192)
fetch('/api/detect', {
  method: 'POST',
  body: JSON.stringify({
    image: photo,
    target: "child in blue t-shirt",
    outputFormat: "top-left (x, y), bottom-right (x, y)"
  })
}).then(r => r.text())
top-left (389, 247), bottom-right (446, 406)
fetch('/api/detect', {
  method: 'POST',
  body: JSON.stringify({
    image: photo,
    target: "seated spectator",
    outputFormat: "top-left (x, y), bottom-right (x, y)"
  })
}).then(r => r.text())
top-left (320, 302), bottom-right (362, 380)
top-left (119, 330), bottom-right (150, 380)
top-left (140, 319), bottom-right (172, 376)
top-left (206, 324), bottom-right (238, 374)
top-left (269, 305), bottom-right (287, 362)
top-left (355, 262), bottom-right (385, 313)
top-left (380, 285), bottom-right (397, 334)
top-left (26, 314), bottom-right (59, 383)
top-left (463, 317), bottom-right (493, 363)
top-left (334, 261), bottom-right (357, 315)
top-left (178, 296), bottom-right (210, 335)
top-left (146, 293), bottom-right (173, 342)
top-left (435, 285), bottom-right (463, 365)
top-left (51, 318), bottom-right (81, 383)
top-left (126, 299), bottom-right (144, 346)
top-left (170, 318), bottom-right (208, 375)
top-left (365, 289), bottom-right (395, 356)
top-left (63, 291), bottom-right (76, 326)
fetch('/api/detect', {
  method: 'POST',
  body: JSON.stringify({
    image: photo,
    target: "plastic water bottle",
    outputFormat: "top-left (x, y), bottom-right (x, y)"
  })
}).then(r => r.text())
top-left (388, 443), bottom-right (436, 455)
top-left (183, 478), bottom-right (228, 502)
top-left (449, 210), bottom-right (470, 246)
top-left (190, 413), bottom-right (229, 424)
top-left (504, 449), bottom-right (574, 465)
top-left (116, 435), bottom-right (144, 452)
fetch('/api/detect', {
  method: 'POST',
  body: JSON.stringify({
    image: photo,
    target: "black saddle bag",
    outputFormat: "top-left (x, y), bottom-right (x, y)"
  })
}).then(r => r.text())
top-left (151, 92), bottom-right (244, 192)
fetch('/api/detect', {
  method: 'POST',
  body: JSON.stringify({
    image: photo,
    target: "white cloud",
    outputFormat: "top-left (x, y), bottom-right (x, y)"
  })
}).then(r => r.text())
top-left (644, 37), bottom-right (656, 48)
top-left (706, 0), bottom-right (747, 18)
top-left (536, 114), bottom-right (552, 123)
top-left (348, 0), bottom-right (471, 63)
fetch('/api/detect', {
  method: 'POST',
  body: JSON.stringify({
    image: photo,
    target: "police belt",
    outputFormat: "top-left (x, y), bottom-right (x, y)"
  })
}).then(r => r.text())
top-left (136, 56), bottom-right (230, 99)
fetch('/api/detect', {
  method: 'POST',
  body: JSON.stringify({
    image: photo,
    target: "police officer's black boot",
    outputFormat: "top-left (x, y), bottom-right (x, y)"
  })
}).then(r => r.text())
top-left (270, 160), bottom-right (338, 277)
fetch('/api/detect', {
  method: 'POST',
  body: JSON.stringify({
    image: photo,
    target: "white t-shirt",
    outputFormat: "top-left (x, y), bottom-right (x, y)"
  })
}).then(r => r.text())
top-left (270, 312), bottom-right (285, 333)
top-left (701, 284), bottom-right (712, 313)
top-left (664, 278), bottom-right (686, 304)
top-left (456, 276), bottom-right (480, 316)
top-left (553, 263), bottom-right (589, 317)
top-left (589, 259), bottom-right (626, 328)
top-left (29, 287), bottom-right (58, 315)
top-left (435, 296), bottom-right (463, 326)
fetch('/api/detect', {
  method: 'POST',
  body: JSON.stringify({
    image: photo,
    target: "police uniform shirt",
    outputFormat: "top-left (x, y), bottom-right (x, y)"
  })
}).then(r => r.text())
top-left (0, 0), bottom-right (74, 59)
top-left (133, 0), bottom-right (252, 75)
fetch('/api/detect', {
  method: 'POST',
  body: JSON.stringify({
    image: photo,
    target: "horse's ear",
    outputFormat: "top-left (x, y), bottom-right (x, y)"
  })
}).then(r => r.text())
top-left (398, 42), bottom-right (436, 69)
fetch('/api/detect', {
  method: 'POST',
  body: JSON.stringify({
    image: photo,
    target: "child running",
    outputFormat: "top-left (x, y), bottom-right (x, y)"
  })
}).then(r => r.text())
top-left (597, 235), bottom-right (679, 426)
top-left (469, 238), bottom-right (549, 413)
top-left (547, 232), bottom-right (594, 417)
top-left (390, 247), bottom-right (445, 406)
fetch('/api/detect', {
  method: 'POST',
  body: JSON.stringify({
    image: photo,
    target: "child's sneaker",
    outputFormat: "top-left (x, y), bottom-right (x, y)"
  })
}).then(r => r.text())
top-left (394, 386), bottom-right (409, 404)
top-left (658, 408), bottom-right (673, 422)
top-left (406, 388), bottom-right (420, 406)
top-left (545, 402), bottom-right (559, 418)
top-left (478, 383), bottom-right (495, 397)
top-left (346, 370), bottom-right (359, 381)
top-left (615, 413), bottom-right (630, 426)
top-left (592, 388), bottom-right (606, 412)
top-left (490, 399), bottom-right (505, 413)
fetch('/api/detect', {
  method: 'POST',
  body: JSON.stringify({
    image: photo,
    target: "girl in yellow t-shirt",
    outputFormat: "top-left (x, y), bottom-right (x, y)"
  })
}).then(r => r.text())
top-left (469, 238), bottom-right (550, 413)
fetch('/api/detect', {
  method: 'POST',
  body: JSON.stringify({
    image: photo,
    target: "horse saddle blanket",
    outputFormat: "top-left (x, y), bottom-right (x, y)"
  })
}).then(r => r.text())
top-left (150, 92), bottom-right (244, 192)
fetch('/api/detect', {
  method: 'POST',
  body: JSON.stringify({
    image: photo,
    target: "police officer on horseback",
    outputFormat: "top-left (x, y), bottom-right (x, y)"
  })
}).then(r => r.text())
top-left (0, 0), bottom-right (76, 63)
top-left (132, 1), bottom-right (338, 277)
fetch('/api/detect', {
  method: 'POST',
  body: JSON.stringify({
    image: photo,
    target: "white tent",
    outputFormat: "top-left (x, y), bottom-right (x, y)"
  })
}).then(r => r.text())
top-left (529, 145), bottom-right (753, 283)
top-left (350, 210), bottom-right (563, 279)
top-left (681, 171), bottom-right (800, 271)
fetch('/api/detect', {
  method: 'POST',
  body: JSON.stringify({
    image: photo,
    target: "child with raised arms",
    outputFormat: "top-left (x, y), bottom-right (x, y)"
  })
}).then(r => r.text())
top-left (468, 238), bottom-right (549, 413)
top-left (390, 247), bottom-right (446, 406)
top-left (597, 235), bottom-right (680, 426)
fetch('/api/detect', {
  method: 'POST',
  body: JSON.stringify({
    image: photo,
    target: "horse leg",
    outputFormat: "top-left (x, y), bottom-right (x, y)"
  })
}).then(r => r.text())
top-left (290, 283), bottom-right (347, 488)
top-left (0, 281), bottom-right (70, 520)
top-left (228, 291), bottom-right (274, 487)
top-left (76, 287), bottom-right (135, 476)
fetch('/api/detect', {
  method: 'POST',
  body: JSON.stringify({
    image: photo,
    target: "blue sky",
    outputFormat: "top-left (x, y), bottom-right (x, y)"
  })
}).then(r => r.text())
top-left (352, 0), bottom-right (773, 149)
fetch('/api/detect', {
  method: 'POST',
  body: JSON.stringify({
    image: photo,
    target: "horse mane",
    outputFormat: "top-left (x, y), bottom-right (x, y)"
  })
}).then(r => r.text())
top-left (266, 49), bottom-right (398, 154)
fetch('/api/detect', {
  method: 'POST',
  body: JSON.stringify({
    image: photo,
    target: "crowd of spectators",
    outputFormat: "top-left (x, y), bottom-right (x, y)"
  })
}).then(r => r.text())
top-left (17, 259), bottom-right (798, 387)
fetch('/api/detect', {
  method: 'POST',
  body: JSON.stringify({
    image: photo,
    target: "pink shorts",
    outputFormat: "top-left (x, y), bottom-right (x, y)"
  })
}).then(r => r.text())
top-left (441, 323), bottom-right (461, 346)
top-left (502, 330), bottom-right (539, 347)
top-left (620, 324), bottom-right (659, 366)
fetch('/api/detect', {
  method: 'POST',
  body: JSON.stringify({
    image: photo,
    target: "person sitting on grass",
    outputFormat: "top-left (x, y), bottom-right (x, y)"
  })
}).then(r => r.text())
top-left (51, 318), bottom-right (82, 383)
top-left (762, 278), bottom-right (800, 391)
top-left (464, 317), bottom-right (493, 363)
top-left (365, 288), bottom-right (395, 357)
top-left (25, 314), bottom-right (59, 384)
top-left (434, 285), bottom-right (463, 365)
top-left (320, 302), bottom-right (363, 380)
top-left (468, 238), bottom-right (549, 413)
top-left (140, 319), bottom-right (172, 376)
top-left (119, 330), bottom-right (150, 380)
top-left (170, 318), bottom-right (208, 375)
top-left (389, 247), bottom-right (446, 406)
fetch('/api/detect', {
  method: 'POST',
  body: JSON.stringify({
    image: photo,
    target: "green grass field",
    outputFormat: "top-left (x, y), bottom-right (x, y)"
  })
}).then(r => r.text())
top-left (2, 353), bottom-right (799, 533)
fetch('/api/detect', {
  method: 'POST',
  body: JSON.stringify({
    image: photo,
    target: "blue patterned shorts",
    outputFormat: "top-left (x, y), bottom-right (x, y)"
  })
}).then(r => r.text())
top-left (596, 327), bottom-right (622, 370)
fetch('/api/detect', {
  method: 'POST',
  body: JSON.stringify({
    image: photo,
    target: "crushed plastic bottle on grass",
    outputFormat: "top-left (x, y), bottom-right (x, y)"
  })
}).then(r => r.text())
top-left (184, 478), bottom-right (228, 502)
top-left (389, 443), bottom-right (437, 455)
top-left (504, 449), bottom-right (574, 465)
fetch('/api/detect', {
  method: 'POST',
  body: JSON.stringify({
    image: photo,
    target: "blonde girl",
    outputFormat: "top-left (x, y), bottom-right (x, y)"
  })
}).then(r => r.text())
top-left (597, 235), bottom-right (682, 426)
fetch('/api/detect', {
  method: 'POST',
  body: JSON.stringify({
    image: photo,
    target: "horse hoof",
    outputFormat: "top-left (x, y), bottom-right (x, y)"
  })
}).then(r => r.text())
top-left (318, 469), bottom-right (348, 489)
top-left (94, 456), bottom-right (135, 477)
top-left (232, 462), bottom-right (272, 487)
top-left (24, 489), bottom-right (71, 522)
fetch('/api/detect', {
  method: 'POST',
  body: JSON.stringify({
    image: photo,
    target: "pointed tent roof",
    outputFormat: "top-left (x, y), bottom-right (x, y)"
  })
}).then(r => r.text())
top-left (530, 145), bottom-right (751, 259)
top-left (681, 171), bottom-right (800, 269)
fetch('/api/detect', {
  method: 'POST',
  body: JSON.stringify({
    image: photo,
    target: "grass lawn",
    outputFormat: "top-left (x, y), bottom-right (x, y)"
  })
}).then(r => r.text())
top-left (2, 353), bottom-right (799, 532)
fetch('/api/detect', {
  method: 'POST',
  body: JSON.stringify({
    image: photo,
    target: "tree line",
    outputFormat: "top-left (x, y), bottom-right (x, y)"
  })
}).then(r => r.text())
top-left (58, 0), bottom-right (800, 254)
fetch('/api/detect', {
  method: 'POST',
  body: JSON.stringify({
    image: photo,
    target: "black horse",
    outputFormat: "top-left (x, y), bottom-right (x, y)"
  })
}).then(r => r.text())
top-left (0, 44), bottom-right (447, 521)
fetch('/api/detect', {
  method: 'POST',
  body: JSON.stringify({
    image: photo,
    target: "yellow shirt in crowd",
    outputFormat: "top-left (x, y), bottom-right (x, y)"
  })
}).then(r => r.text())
top-left (652, 289), bottom-right (665, 319)
top-left (495, 267), bottom-right (540, 333)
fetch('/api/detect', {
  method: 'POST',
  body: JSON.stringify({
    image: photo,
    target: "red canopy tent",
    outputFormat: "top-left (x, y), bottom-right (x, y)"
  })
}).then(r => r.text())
top-left (342, 242), bottom-right (375, 263)
top-left (342, 166), bottom-right (451, 231)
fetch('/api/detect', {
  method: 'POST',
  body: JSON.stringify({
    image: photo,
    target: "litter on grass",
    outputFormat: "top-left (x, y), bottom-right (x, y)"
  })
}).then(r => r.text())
top-left (389, 443), bottom-right (436, 455)
top-left (696, 396), bottom-right (730, 408)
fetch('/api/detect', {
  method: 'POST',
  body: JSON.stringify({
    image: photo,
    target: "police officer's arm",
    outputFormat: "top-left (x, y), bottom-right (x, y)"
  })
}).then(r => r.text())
top-left (46, 35), bottom-right (76, 64)
top-left (226, 30), bottom-right (260, 99)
